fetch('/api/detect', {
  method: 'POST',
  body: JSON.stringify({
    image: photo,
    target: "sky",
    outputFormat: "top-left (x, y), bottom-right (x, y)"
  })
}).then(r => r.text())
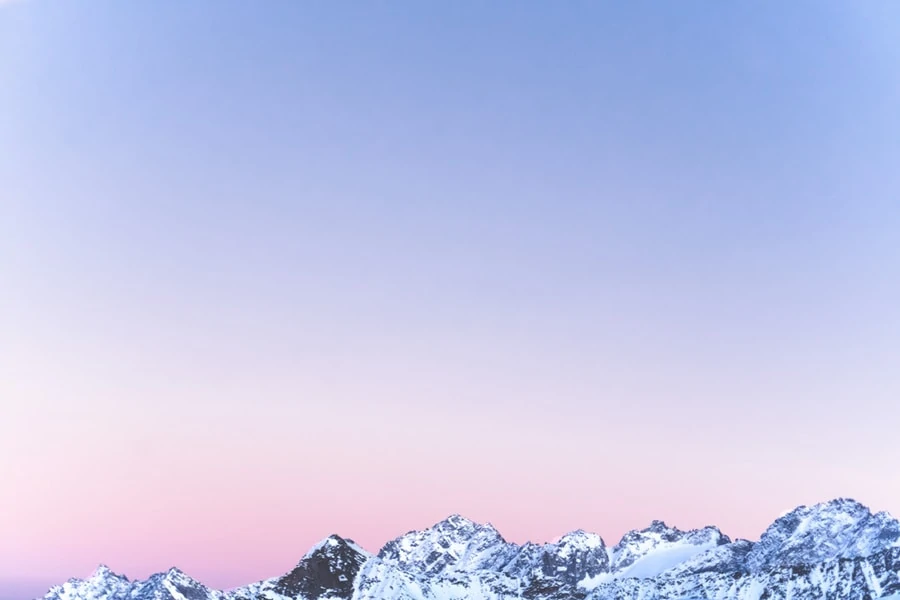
top-left (1, 0), bottom-right (900, 598)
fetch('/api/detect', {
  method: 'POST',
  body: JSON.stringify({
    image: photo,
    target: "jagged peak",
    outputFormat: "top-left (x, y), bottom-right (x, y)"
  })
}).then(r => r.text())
top-left (747, 497), bottom-right (900, 571)
top-left (90, 565), bottom-right (112, 578)
top-left (556, 528), bottom-right (607, 549)
top-left (134, 566), bottom-right (202, 588)
top-left (764, 498), bottom-right (878, 537)
top-left (789, 497), bottom-right (870, 516)
top-left (138, 567), bottom-right (185, 585)
top-left (559, 527), bottom-right (591, 538)
top-left (306, 534), bottom-right (347, 554)
top-left (615, 520), bottom-right (683, 547)
top-left (376, 514), bottom-right (512, 574)
top-left (616, 519), bottom-right (728, 546)
top-left (413, 513), bottom-right (506, 544)
top-left (795, 497), bottom-right (900, 525)
top-left (443, 513), bottom-right (476, 527)
top-left (87, 564), bottom-right (128, 582)
top-left (301, 533), bottom-right (371, 562)
top-left (433, 513), bottom-right (500, 534)
top-left (647, 519), bottom-right (672, 533)
top-left (37, 499), bottom-right (900, 600)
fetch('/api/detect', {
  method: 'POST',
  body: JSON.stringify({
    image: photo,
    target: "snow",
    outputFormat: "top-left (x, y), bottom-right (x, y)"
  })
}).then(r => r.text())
top-left (305, 535), bottom-right (343, 556)
top-left (161, 579), bottom-right (189, 600)
top-left (577, 572), bottom-right (613, 590)
top-left (34, 499), bottom-right (900, 600)
top-left (615, 540), bottom-right (719, 580)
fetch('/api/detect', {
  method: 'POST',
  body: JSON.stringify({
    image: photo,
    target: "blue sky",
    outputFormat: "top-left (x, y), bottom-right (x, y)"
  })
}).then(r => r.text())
top-left (2, 1), bottom-right (900, 598)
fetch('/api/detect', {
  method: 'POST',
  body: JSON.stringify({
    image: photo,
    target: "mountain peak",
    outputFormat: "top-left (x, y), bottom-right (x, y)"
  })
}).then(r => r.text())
top-left (36, 499), bottom-right (900, 600)
top-left (616, 520), bottom-right (684, 548)
top-left (377, 514), bottom-right (510, 575)
top-left (418, 513), bottom-right (504, 542)
top-left (747, 497), bottom-right (900, 571)
top-left (90, 565), bottom-right (111, 578)
top-left (444, 513), bottom-right (474, 526)
top-left (792, 497), bottom-right (871, 520)
top-left (556, 529), bottom-right (606, 552)
top-left (305, 534), bottom-right (353, 557)
top-left (433, 513), bottom-right (500, 535)
top-left (273, 533), bottom-right (369, 600)
top-left (89, 565), bottom-right (126, 582)
top-left (647, 519), bottom-right (671, 533)
top-left (609, 520), bottom-right (730, 578)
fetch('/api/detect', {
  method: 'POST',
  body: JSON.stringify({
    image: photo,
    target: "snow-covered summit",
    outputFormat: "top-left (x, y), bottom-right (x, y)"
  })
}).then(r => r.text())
top-left (46, 564), bottom-right (217, 600)
top-left (746, 497), bottom-right (900, 571)
top-left (303, 534), bottom-right (371, 562)
top-left (377, 514), bottom-right (511, 575)
top-left (89, 566), bottom-right (126, 583)
top-left (609, 519), bottom-right (729, 578)
top-left (554, 529), bottom-right (606, 555)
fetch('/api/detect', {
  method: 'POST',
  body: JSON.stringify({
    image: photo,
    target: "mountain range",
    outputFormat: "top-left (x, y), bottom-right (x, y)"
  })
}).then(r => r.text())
top-left (38, 498), bottom-right (900, 600)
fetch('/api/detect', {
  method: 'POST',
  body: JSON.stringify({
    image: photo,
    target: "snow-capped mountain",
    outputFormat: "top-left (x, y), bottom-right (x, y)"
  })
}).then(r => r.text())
top-left (37, 498), bottom-right (900, 600)
top-left (377, 514), bottom-right (512, 574)
top-left (45, 566), bottom-right (224, 600)
top-left (608, 520), bottom-right (730, 579)
top-left (746, 498), bottom-right (900, 571)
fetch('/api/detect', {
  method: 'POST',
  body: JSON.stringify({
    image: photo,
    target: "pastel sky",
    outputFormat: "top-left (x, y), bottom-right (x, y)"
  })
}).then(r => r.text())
top-left (2, 1), bottom-right (900, 599)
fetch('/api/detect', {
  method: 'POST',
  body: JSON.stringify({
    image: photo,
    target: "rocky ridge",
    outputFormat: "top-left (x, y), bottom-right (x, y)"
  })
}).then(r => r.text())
top-left (38, 499), bottom-right (900, 600)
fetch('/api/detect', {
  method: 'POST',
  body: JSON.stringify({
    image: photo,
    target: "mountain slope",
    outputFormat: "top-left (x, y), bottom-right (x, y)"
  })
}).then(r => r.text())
top-left (37, 498), bottom-right (900, 600)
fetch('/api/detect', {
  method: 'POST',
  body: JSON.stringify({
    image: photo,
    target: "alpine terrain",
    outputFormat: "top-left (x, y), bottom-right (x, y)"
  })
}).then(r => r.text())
top-left (38, 499), bottom-right (900, 600)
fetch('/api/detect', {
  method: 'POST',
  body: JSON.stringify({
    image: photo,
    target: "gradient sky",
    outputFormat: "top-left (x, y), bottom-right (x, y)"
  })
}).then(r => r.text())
top-left (2, 1), bottom-right (900, 598)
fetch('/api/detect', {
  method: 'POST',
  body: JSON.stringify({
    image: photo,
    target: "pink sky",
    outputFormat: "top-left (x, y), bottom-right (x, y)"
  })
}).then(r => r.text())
top-left (4, 328), bottom-right (899, 591)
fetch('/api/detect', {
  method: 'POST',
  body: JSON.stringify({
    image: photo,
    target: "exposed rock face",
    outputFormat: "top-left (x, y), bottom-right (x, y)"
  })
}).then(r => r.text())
top-left (267, 535), bottom-right (370, 600)
top-left (38, 498), bottom-right (900, 600)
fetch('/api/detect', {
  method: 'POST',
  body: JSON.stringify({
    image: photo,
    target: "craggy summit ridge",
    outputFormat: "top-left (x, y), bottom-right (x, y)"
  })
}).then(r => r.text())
top-left (40, 499), bottom-right (900, 600)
